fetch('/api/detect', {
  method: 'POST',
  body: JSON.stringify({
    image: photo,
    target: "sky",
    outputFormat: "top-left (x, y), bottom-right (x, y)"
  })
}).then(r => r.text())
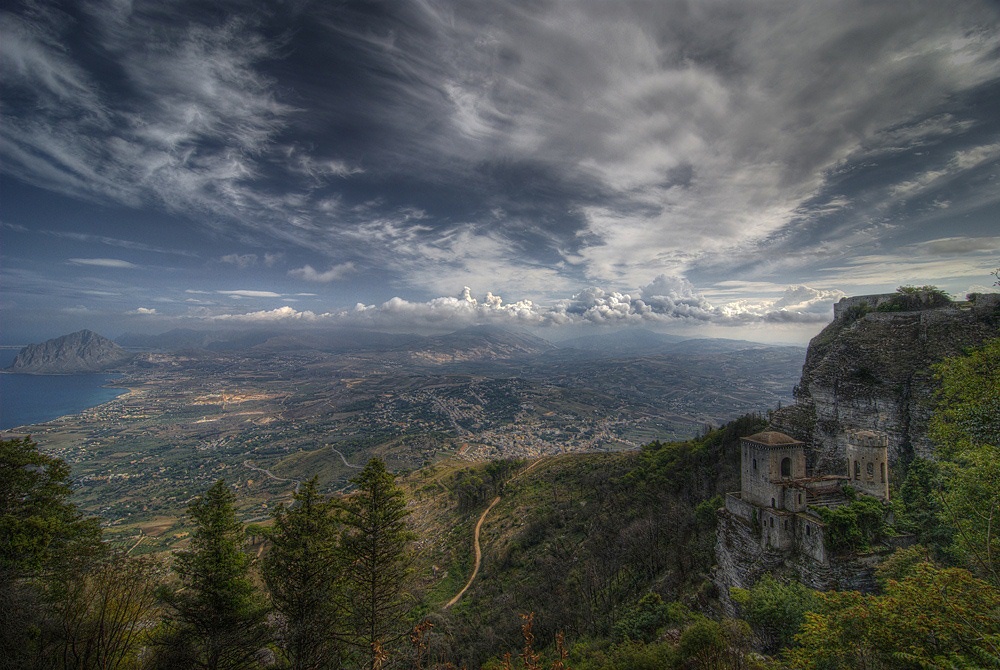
top-left (2, 0), bottom-right (999, 345)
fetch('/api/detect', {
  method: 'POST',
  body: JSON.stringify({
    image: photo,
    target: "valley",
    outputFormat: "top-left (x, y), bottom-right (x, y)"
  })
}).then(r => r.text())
top-left (2, 328), bottom-right (804, 553)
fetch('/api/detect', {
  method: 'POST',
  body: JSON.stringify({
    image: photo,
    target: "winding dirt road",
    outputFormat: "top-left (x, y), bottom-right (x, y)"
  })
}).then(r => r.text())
top-left (444, 495), bottom-right (501, 609)
top-left (443, 457), bottom-right (549, 609)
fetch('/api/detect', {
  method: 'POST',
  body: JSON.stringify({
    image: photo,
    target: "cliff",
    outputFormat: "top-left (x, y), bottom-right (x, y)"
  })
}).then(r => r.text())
top-left (8, 330), bottom-right (133, 374)
top-left (714, 292), bottom-right (998, 609)
top-left (770, 292), bottom-right (1000, 473)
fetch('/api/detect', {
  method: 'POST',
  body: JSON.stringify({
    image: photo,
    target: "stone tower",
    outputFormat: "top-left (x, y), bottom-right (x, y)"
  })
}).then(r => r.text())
top-left (845, 430), bottom-right (889, 500)
top-left (740, 431), bottom-right (807, 510)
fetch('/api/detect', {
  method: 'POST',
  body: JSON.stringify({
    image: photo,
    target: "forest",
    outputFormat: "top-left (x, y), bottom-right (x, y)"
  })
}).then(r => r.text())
top-left (2, 338), bottom-right (998, 669)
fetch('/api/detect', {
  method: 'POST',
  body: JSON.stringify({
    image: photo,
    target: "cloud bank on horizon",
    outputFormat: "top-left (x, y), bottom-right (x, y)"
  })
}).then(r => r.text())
top-left (1, 0), bottom-right (998, 342)
top-left (205, 279), bottom-right (844, 330)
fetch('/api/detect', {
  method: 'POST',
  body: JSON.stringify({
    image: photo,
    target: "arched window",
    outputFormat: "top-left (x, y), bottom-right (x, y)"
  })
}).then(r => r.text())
top-left (781, 457), bottom-right (791, 478)
top-left (771, 498), bottom-right (775, 508)
top-left (881, 463), bottom-right (886, 483)
top-left (854, 460), bottom-right (860, 479)
top-left (867, 462), bottom-right (874, 477)
top-left (798, 493), bottom-right (802, 505)
top-left (753, 458), bottom-right (757, 471)
top-left (806, 525), bottom-right (811, 536)
top-left (770, 518), bottom-right (774, 527)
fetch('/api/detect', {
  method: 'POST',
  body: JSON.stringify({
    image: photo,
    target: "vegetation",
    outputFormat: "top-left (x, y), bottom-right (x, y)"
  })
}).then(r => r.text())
top-left (340, 458), bottom-right (416, 668)
top-left (263, 477), bottom-right (345, 669)
top-left (0, 436), bottom-right (154, 670)
top-left (730, 574), bottom-right (819, 654)
top-left (452, 459), bottom-right (526, 512)
top-left (157, 479), bottom-right (270, 670)
top-left (812, 490), bottom-right (891, 553)
top-left (3, 331), bottom-right (997, 668)
top-left (929, 337), bottom-right (1000, 585)
top-left (874, 284), bottom-right (952, 312)
top-left (786, 561), bottom-right (1000, 669)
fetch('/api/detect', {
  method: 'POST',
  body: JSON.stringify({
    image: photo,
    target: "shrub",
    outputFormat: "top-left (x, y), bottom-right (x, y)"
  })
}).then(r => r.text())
top-left (814, 495), bottom-right (889, 553)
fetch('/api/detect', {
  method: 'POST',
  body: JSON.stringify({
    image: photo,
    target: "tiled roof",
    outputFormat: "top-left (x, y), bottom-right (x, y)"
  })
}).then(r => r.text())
top-left (743, 431), bottom-right (803, 446)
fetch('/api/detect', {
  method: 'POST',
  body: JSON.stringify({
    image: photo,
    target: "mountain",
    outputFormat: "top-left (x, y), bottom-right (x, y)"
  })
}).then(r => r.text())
top-left (116, 328), bottom-right (276, 351)
top-left (251, 329), bottom-right (422, 354)
top-left (556, 329), bottom-right (781, 357)
top-left (660, 337), bottom-right (780, 355)
top-left (556, 328), bottom-right (688, 355)
top-left (403, 326), bottom-right (556, 363)
top-left (8, 330), bottom-right (133, 374)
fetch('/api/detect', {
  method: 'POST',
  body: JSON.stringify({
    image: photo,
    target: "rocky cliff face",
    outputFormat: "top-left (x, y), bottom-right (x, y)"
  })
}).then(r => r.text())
top-left (9, 330), bottom-right (132, 374)
top-left (771, 293), bottom-right (1000, 474)
top-left (714, 508), bottom-right (893, 614)
top-left (714, 293), bottom-right (996, 603)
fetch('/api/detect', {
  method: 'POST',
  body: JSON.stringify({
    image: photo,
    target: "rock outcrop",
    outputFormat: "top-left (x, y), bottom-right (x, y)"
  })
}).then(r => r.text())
top-left (770, 292), bottom-right (1000, 473)
top-left (9, 330), bottom-right (132, 374)
top-left (715, 291), bottom-right (998, 609)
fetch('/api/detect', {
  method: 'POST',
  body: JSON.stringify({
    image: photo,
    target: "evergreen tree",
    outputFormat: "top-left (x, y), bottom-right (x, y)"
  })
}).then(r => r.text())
top-left (0, 436), bottom-right (101, 580)
top-left (264, 477), bottom-right (345, 670)
top-left (340, 459), bottom-right (415, 669)
top-left (159, 479), bottom-right (269, 670)
top-left (0, 436), bottom-right (104, 670)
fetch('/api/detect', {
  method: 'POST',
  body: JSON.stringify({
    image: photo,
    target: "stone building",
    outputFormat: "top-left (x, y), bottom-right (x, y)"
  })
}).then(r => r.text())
top-left (716, 429), bottom-right (897, 596)
top-left (846, 430), bottom-right (889, 500)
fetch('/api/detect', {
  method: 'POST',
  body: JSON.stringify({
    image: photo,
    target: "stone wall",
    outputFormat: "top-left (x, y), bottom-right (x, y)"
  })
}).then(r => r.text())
top-left (715, 507), bottom-right (884, 615)
top-left (742, 442), bottom-right (807, 509)
top-left (833, 293), bottom-right (899, 319)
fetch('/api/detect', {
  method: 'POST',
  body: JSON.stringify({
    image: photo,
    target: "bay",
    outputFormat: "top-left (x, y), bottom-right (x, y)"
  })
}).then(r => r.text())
top-left (0, 349), bottom-right (127, 431)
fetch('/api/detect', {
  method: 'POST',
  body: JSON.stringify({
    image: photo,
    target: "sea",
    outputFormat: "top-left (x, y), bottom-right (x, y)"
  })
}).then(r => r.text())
top-left (0, 349), bottom-right (128, 432)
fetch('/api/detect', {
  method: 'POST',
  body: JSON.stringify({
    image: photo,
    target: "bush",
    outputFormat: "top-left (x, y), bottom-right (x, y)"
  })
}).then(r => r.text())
top-left (814, 495), bottom-right (889, 552)
top-left (731, 574), bottom-right (820, 654)
top-left (613, 593), bottom-right (670, 643)
top-left (876, 285), bottom-right (952, 312)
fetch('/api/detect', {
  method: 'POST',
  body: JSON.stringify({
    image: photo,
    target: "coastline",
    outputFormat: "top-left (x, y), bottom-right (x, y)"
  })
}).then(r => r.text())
top-left (0, 372), bottom-right (131, 432)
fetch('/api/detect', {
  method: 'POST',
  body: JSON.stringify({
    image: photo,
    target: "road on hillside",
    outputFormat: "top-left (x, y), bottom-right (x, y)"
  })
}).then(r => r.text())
top-left (444, 457), bottom-right (548, 609)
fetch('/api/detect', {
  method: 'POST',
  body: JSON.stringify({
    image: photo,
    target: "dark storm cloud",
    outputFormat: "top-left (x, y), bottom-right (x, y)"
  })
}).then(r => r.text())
top-left (2, 0), bottom-right (999, 341)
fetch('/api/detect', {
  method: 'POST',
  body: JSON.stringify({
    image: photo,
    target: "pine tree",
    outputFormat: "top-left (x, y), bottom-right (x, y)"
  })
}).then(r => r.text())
top-left (264, 477), bottom-right (345, 670)
top-left (340, 459), bottom-right (415, 669)
top-left (0, 436), bottom-right (105, 670)
top-left (159, 479), bottom-right (269, 670)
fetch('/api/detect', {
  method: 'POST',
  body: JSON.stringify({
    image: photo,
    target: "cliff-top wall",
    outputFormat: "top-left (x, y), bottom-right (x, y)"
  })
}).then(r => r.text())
top-left (771, 293), bottom-right (1000, 475)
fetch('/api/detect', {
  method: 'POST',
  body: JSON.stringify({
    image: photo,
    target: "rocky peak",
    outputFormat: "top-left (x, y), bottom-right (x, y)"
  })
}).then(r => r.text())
top-left (8, 330), bottom-right (132, 374)
top-left (770, 293), bottom-right (1000, 473)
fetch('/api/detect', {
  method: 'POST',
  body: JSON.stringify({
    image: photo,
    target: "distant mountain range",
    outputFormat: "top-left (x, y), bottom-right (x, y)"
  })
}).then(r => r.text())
top-left (12, 325), bottom-right (803, 374)
top-left (403, 326), bottom-right (556, 363)
top-left (7, 330), bottom-right (133, 374)
top-left (555, 328), bottom-right (783, 356)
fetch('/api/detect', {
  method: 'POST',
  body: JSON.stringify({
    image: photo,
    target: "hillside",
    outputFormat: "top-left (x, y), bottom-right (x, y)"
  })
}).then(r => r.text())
top-left (7, 294), bottom-right (998, 668)
top-left (399, 415), bottom-right (765, 667)
top-left (8, 330), bottom-right (132, 374)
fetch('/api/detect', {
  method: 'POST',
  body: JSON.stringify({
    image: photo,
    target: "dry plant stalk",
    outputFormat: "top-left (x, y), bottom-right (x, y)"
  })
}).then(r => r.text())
top-left (410, 620), bottom-right (434, 669)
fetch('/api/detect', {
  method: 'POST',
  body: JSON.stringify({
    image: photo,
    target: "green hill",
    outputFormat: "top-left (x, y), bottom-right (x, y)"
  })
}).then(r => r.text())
top-left (398, 414), bottom-right (766, 667)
